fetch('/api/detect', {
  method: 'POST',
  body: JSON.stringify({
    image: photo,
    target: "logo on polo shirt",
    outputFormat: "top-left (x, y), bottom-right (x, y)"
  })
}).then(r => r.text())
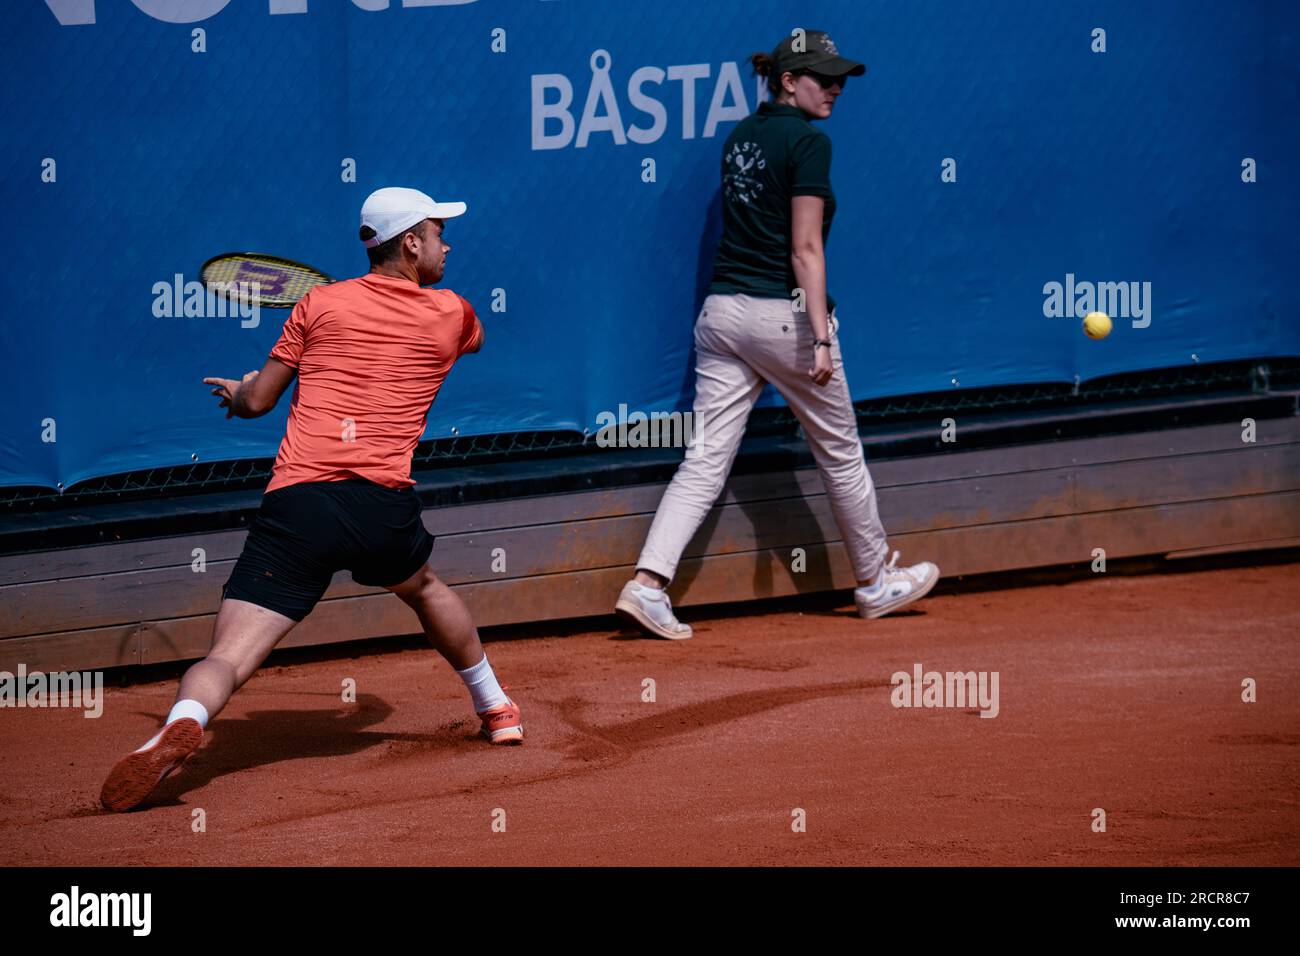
top-left (723, 141), bottom-right (767, 206)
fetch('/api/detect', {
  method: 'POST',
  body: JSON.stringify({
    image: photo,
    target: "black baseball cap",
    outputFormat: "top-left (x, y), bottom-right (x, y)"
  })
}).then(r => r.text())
top-left (771, 29), bottom-right (866, 78)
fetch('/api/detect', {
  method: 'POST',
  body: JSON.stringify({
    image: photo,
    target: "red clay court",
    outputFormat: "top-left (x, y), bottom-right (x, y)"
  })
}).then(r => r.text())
top-left (2, 558), bottom-right (1296, 867)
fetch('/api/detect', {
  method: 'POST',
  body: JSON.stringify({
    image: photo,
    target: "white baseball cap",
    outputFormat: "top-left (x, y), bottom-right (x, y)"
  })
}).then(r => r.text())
top-left (359, 187), bottom-right (467, 247)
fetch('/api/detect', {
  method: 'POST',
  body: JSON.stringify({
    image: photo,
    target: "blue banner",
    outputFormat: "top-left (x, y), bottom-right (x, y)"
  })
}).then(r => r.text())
top-left (3, 0), bottom-right (1298, 491)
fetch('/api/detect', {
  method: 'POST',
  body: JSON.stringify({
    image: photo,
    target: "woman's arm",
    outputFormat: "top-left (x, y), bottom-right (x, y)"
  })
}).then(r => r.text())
top-left (791, 195), bottom-right (834, 385)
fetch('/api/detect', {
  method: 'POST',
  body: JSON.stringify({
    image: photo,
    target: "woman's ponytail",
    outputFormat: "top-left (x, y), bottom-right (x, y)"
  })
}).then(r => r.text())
top-left (750, 51), bottom-right (782, 96)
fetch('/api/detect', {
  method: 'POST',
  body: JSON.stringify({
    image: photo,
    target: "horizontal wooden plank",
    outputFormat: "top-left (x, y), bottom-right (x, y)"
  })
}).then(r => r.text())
top-left (0, 496), bottom-right (843, 637)
top-left (0, 531), bottom-right (247, 588)
top-left (4, 488), bottom-right (1295, 672)
top-left (3, 417), bottom-right (1295, 586)
top-left (118, 544), bottom-right (856, 669)
top-left (0, 562), bottom-right (231, 639)
top-left (442, 486), bottom-right (1300, 610)
top-left (866, 415), bottom-right (1300, 486)
top-left (5, 436), bottom-right (1297, 639)
top-left (423, 437), bottom-right (1289, 580)
top-left (416, 416), bottom-right (1300, 534)
top-left (133, 592), bottom-right (421, 666)
top-left (0, 623), bottom-right (140, 673)
top-left (1166, 536), bottom-right (1300, 559)
top-left (0, 533), bottom-right (247, 590)
top-left (903, 492), bottom-right (1300, 578)
top-left (1072, 444), bottom-right (1300, 513)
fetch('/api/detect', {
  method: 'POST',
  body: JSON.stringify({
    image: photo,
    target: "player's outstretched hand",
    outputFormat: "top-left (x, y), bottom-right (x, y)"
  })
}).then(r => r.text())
top-left (203, 370), bottom-right (259, 418)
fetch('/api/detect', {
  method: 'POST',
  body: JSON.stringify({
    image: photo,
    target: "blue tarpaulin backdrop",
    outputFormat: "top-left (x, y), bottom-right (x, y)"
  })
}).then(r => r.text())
top-left (2, 0), bottom-right (1298, 491)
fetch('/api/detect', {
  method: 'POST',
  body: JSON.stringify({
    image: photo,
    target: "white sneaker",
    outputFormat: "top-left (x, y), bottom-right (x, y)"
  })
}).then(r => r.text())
top-left (854, 551), bottom-right (940, 619)
top-left (615, 581), bottom-right (693, 640)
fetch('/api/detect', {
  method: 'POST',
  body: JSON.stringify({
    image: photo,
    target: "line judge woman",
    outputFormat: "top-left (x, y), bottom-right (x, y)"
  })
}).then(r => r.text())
top-left (615, 30), bottom-right (940, 639)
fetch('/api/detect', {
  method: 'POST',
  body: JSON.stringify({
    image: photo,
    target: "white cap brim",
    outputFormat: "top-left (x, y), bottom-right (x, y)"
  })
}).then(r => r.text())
top-left (431, 200), bottom-right (467, 220)
top-left (360, 188), bottom-right (467, 247)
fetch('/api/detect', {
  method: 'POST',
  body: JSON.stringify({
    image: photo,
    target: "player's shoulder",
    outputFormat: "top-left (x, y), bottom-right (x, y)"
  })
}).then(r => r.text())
top-left (314, 275), bottom-right (466, 317)
top-left (408, 286), bottom-right (466, 316)
top-left (428, 287), bottom-right (471, 314)
top-left (282, 279), bottom-right (332, 320)
top-left (299, 275), bottom-right (367, 307)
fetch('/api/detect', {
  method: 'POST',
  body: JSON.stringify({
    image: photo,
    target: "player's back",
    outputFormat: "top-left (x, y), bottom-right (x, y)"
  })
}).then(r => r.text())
top-left (267, 273), bottom-right (482, 492)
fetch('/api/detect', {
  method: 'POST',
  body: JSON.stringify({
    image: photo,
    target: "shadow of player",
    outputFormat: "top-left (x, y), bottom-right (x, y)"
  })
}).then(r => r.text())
top-left (145, 693), bottom-right (465, 806)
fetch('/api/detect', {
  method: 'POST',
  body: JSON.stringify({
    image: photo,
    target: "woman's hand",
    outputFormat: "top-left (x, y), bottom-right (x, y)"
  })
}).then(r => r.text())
top-left (808, 345), bottom-right (833, 386)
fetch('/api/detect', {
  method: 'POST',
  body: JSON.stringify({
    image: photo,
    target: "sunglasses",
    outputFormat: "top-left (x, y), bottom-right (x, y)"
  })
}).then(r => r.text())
top-left (803, 71), bottom-right (848, 90)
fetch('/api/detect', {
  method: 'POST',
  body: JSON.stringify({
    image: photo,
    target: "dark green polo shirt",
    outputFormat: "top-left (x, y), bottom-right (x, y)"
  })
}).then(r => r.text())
top-left (707, 101), bottom-right (837, 312)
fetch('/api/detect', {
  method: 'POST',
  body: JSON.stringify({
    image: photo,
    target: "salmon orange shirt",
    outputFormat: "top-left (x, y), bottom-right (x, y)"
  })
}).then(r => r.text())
top-left (265, 273), bottom-right (483, 493)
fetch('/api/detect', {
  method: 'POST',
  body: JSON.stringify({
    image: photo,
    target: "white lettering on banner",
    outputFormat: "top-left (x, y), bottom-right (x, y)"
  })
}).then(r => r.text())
top-left (42, 8), bottom-right (760, 150)
top-left (42, 0), bottom-right (479, 26)
top-left (703, 61), bottom-right (749, 138)
top-left (532, 73), bottom-right (576, 151)
top-left (577, 50), bottom-right (626, 148)
top-left (626, 66), bottom-right (667, 144)
top-left (666, 63), bottom-right (710, 141)
top-left (532, 51), bottom-right (767, 150)
top-left (129, 0), bottom-right (231, 23)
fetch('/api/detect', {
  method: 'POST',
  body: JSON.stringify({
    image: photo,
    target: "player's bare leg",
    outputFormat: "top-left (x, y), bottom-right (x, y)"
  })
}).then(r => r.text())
top-left (179, 598), bottom-right (298, 716)
top-left (387, 562), bottom-right (522, 744)
top-left (100, 599), bottom-right (296, 811)
top-left (388, 562), bottom-right (483, 669)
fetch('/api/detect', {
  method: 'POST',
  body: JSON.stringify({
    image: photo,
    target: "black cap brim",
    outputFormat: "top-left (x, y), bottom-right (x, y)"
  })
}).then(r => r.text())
top-left (820, 55), bottom-right (866, 77)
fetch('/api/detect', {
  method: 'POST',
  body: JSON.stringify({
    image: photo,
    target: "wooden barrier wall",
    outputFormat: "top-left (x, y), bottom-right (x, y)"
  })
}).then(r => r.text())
top-left (2, 417), bottom-right (1298, 672)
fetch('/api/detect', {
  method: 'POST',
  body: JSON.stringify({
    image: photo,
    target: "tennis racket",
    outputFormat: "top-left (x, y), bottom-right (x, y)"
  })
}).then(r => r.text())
top-left (200, 252), bottom-right (334, 309)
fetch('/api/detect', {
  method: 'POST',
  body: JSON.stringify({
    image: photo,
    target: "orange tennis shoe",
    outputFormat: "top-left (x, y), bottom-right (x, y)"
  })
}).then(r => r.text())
top-left (100, 717), bottom-right (204, 812)
top-left (478, 698), bottom-right (523, 745)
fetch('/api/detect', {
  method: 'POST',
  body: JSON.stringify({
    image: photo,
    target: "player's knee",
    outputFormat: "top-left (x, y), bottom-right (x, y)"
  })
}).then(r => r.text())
top-left (399, 565), bottom-right (448, 608)
top-left (418, 571), bottom-right (448, 604)
top-left (390, 561), bottom-right (434, 597)
top-left (194, 654), bottom-right (240, 690)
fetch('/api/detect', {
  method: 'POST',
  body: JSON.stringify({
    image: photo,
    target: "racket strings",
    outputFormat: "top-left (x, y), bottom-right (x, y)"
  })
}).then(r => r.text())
top-left (202, 255), bottom-right (331, 307)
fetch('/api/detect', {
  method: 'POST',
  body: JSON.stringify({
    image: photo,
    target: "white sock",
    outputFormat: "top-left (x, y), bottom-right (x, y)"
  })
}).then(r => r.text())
top-left (136, 699), bottom-right (210, 752)
top-left (457, 655), bottom-right (508, 714)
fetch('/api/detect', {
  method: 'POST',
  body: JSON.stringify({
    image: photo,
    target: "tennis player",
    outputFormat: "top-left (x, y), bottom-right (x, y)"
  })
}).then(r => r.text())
top-left (615, 31), bottom-right (941, 640)
top-left (100, 187), bottom-right (522, 813)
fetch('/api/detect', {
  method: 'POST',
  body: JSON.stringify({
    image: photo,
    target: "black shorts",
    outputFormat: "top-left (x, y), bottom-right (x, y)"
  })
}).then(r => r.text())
top-left (223, 479), bottom-right (434, 622)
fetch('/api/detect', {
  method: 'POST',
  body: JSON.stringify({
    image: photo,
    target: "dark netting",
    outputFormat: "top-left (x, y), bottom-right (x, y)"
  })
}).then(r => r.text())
top-left (773, 357), bottom-right (1298, 429)
top-left (3, 357), bottom-right (1296, 513)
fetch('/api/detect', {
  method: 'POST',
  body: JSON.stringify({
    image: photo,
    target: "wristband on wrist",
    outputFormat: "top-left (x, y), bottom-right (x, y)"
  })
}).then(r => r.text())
top-left (813, 339), bottom-right (832, 350)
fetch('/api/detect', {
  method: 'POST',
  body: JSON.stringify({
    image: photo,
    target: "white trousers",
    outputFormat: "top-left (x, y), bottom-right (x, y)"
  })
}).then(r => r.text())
top-left (636, 292), bottom-right (891, 584)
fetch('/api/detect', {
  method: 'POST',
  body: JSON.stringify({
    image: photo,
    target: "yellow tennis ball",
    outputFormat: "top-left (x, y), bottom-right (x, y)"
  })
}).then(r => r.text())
top-left (1083, 311), bottom-right (1112, 340)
